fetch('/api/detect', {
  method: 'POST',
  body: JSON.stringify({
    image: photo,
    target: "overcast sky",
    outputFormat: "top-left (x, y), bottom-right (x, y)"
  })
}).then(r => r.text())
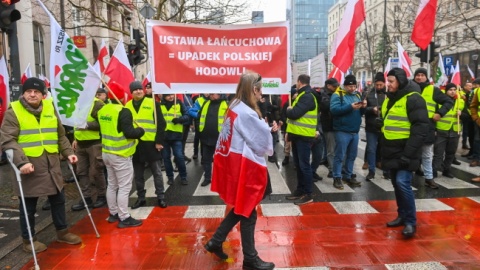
top-left (247, 0), bottom-right (287, 23)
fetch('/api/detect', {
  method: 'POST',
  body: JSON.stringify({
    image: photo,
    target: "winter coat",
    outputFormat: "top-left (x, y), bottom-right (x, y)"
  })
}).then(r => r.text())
top-left (319, 88), bottom-right (335, 132)
top-left (330, 89), bottom-right (364, 133)
top-left (363, 87), bottom-right (387, 133)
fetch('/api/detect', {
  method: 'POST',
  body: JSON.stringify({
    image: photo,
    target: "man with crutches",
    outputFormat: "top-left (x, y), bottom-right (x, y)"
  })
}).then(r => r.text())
top-left (0, 77), bottom-right (82, 253)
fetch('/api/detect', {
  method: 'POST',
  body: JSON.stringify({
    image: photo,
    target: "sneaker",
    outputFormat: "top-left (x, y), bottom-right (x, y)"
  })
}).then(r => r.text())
top-left (312, 172), bottom-right (323, 182)
top-left (107, 213), bottom-right (119, 223)
top-left (118, 216), bottom-right (143, 228)
top-left (93, 196), bottom-right (107, 208)
top-left (333, 178), bottom-right (344, 190)
top-left (366, 172), bottom-right (375, 181)
top-left (167, 177), bottom-right (174, 185)
top-left (347, 177), bottom-right (362, 187)
top-left (294, 194), bottom-right (313, 205)
top-left (285, 190), bottom-right (304, 200)
top-left (181, 178), bottom-right (188, 185)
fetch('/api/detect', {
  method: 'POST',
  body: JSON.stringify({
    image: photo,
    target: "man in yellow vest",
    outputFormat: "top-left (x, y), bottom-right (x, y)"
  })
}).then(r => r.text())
top-left (125, 81), bottom-right (167, 208)
top-left (413, 68), bottom-right (454, 188)
top-left (71, 96), bottom-right (107, 211)
top-left (0, 77), bottom-right (82, 253)
top-left (285, 74), bottom-right (318, 205)
top-left (189, 93), bottom-right (210, 160)
top-left (382, 68), bottom-right (429, 239)
top-left (98, 81), bottom-right (145, 228)
top-left (468, 79), bottom-right (480, 168)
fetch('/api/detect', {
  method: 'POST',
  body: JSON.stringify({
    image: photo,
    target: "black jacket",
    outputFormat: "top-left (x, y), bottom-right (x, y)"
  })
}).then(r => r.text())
top-left (381, 81), bottom-right (430, 171)
top-left (286, 85), bottom-right (316, 142)
top-left (199, 99), bottom-right (227, 146)
top-left (363, 87), bottom-right (387, 133)
top-left (319, 88), bottom-right (335, 132)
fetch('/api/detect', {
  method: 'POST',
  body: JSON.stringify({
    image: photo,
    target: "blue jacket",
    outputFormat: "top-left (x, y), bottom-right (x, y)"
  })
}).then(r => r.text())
top-left (330, 89), bottom-right (364, 133)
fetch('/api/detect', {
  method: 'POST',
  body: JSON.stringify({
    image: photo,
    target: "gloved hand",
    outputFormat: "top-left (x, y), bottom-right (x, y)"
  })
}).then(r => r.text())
top-left (172, 118), bottom-right (181, 124)
top-left (399, 156), bottom-right (410, 169)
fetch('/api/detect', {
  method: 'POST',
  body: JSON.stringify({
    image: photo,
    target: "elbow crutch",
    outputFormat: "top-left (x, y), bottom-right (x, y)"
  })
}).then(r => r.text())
top-left (5, 149), bottom-right (40, 270)
top-left (67, 162), bottom-right (100, 238)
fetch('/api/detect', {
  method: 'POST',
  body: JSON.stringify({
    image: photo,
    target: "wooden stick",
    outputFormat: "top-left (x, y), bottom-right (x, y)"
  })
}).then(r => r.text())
top-left (153, 94), bottom-right (157, 127)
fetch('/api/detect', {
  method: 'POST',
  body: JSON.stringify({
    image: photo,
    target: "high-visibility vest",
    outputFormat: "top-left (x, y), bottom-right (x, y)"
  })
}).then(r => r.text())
top-left (197, 96), bottom-right (207, 108)
top-left (199, 100), bottom-right (228, 132)
top-left (382, 92), bottom-right (418, 140)
top-left (11, 99), bottom-right (59, 157)
top-left (125, 97), bottom-right (156, 141)
top-left (160, 103), bottom-right (183, 133)
top-left (421, 85), bottom-right (436, 118)
top-left (74, 98), bottom-right (101, 141)
top-left (286, 91), bottom-right (318, 137)
top-left (436, 98), bottom-right (464, 132)
top-left (98, 103), bottom-right (137, 157)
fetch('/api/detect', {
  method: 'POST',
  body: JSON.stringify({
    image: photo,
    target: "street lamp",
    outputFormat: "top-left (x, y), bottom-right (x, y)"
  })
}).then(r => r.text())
top-left (473, 54), bottom-right (478, 79)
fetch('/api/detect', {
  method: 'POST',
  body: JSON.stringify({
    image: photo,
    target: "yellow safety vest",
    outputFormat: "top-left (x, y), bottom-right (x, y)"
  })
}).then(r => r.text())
top-left (382, 92), bottom-right (418, 140)
top-left (199, 100), bottom-right (228, 132)
top-left (421, 85), bottom-right (436, 118)
top-left (286, 91), bottom-right (318, 137)
top-left (98, 103), bottom-right (137, 157)
top-left (436, 98), bottom-right (464, 132)
top-left (160, 103), bottom-right (183, 132)
top-left (74, 98), bottom-right (101, 141)
top-left (11, 99), bottom-right (59, 157)
top-left (125, 97), bottom-right (156, 141)
top-left (197, 96), bottom-right (207, 107)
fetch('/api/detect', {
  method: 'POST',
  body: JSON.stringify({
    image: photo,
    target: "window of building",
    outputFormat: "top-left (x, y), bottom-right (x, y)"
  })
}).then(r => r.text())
top-left (33, 23), bottom-right (46, 76)
top-left (90, 0), bottom-right (96, 21)
top-left (453, 31), bottom-right (458, 42)
top-left (446, 33), bottom-right (451, 45)
top-left (107, 4), bottom-right (113, 27)
top-left (394, 5), bottom-right (400, 12)
top-left (72, 7), bottom-right (82, 36)
top-left (394, 20), bottom-right (400, 28)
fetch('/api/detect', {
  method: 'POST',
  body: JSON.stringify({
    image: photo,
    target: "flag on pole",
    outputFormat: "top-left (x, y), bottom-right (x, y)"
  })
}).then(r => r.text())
top-left (467, 65), bottom-right (475, 81)
top-left (328, 66), bottom-right (345, 85)
top-left (384, 57), bottom-right (392, 81)
top-left (434, 53), bottom-right (448, 87)
top-left (330, 0), bottom-right (365, 73)
top-left (37, 0), bottom-right (102, 128)
top-left (21, 63), bottom-right (32, 84)
top-left (142, 71), bottom-right (151, 88)
top-left (450, 60), bottom-right (461, 86)
top-left (38, 74), bottom-right (51, 88)
top-left (411, 0), bottom-right (438, 50)
top-left (397, 41), bottom-right (413, 78)
top-left (104, 39), bottom-right (134, 101)
top-left (0, 55), bottom-right (10, 126)
top-left (93, 39), bottom-right (109, 76)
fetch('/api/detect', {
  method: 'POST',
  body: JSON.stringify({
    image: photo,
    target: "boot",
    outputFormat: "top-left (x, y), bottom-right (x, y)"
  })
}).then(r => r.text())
top-left (22, 237), bottom-right (47, 254)
top-left (56, 229), bottom-right (82, 245)
top-left (71, 197), bottom-right (93, 211)
top-left (281, 156), bottom-right (289, 165)
top-left (243, 256), bottom-right (275, 270)
top-left (93, 196), bottom-right (107, 208)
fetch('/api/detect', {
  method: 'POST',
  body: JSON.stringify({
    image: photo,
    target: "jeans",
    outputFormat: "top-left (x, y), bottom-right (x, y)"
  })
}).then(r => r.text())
top-left (103, 153), bottom-right (134, 221)
top-left (390, 169), bottom-right (416, 226)
top-left (162, 140), bottom-right (187, 179)
top-left (366, 132), bottom-right (379, 173)
top-left (133, 160), bottom-right (165, 199)
top-left (20, 189), bottom-right (67, 239)
top-left (201, 144), bottom-right (215, 181)
top-left (310, 137), bottom-right (325, 172)
top-left (324, 131), bottom-right (336, 171)
top-left (210, 208), bottom-right (258, 260)
top-left (291, 139), bottom-right (313, 195)
top-left (421, 144), bottom-right (434, 179)
top-left (333, 131), bottom-right (359, 179)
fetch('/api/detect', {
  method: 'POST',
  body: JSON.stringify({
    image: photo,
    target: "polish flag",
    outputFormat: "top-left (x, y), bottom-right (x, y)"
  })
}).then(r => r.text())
top-left (397, 41), bottom-right (413, 78)
top-left (104, 39), bottom-right (134, 101)
top-left (21, 63), bottom-right (32, 84)
top-left (142, 71), bottom-right (151, 88)
top-left (411, 0), bottom-right (438, 50)
top-left (0, 55), bottom-right (10, 126)
top-left (328, 66), bottom-right (345, 85)
top-left (450, 60), bottom-right (461, 86)
top-left (212, 101), bottom-right (273, 217)
top-left (384, 57), bottom-right (392, 81)
top-left (330, 0), bottom-right (365, 73)
top-left (467, 65), bottom-right (475, 81)
top-left (38, 74), bottom-right (51, 88)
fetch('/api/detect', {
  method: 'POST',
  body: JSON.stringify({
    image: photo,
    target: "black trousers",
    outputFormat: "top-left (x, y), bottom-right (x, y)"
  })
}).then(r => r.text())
top-left (201, 144), bottom-right (215, 181)
top-left (433, 134), bottom-right (459, 172)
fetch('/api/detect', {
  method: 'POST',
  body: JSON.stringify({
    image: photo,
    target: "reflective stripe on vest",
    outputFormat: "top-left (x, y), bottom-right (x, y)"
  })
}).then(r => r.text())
top-left (74, 98), bottom-right (101, 141)
top-left (125, 97), bottom-right (156, 141)
top-left (199, 100), bottom-right (229, 132)
top-left (286, 91), bottom-right (318, 137)
top-left (98, 103), bottom-right (137, 157)
top-left (421, 85), bottom-right (436, 118)
top-left (160, 103), bottom-right (183, 133)
top-left (382, 92), bottom-right (417, 140)
top-left (436, 98), bottom-right (464, 132)
top-left (11, 99), bottom-right (59, 157)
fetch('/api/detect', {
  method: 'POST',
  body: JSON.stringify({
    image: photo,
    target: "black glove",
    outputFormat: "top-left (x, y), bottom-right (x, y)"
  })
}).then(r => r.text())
top-left (399, 156), bottom-right (410, 169)
top-left (375, 117), bottom-right (384, 131)
top-left (172, 118), bottom-right (181, 124)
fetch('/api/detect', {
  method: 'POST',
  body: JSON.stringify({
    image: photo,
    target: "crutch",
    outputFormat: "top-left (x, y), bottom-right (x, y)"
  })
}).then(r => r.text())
top-left (67, 162), bottom-right (100, 238)
top-left (5, 149), bottom-right (40, 270)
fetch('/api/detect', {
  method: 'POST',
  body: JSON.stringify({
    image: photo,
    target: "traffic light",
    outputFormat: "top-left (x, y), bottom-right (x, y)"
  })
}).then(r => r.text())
top-left (415, 48), bottom-right (428, 63)
top-left (0, 0), bottom-right (21, 30)
top-left (429, 41), bottom-right (440, 63)
top-left (129, 28), bottom-right (145, 66)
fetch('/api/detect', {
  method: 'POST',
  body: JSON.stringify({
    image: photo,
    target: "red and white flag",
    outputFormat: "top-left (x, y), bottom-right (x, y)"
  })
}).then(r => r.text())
top-left (142, 71), bottom-right (151, 88)
top-left (450, 60), bottom-right (461, 86)
top-left (0, 55), bottom-right (10, 126)
top-left (467, 65), bottom-right (475, 81)
top-left (38, 74), bottom-right (51, 88)
top-left (21, 63), bottom-right (32, 84)
top-left (411, 0), bottom-right (438, 50)
top-left (330, 0), bottom-right (365, 73)
top-left (397, 41), bottom-right (413, 78)
top-left (212, 101), bottom-right (273, 217)
top-left (384, 57), bottom-right (392, 81)
top-left (93, 39), bottom-right (109, 76)
top-left (104, 39), bottom-right (134, 101)
top-left (328, 66), bottom-right (345, 85)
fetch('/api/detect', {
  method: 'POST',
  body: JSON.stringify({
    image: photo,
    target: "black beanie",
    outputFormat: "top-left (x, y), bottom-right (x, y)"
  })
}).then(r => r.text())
top-left (343, 75), bottom-right (357, 86)
top-left (473, 78), bottom-right (480, 84)
top-left (22, 77), bottom-right (46, 95)
top-left (387, 68), bottom-right (409, 89)
top-left (374, 72), bottom-right (385, 83)
top-left (129, 81), bottom-right (143, 93)
top-left (325, 78), bottom-right (339, 87)
top-left (96, 88), bottom-right (107, 94)
top-left (414, 68), bottom-right (428, 77)
top-left (445, 83), bottom-right (457, 91)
